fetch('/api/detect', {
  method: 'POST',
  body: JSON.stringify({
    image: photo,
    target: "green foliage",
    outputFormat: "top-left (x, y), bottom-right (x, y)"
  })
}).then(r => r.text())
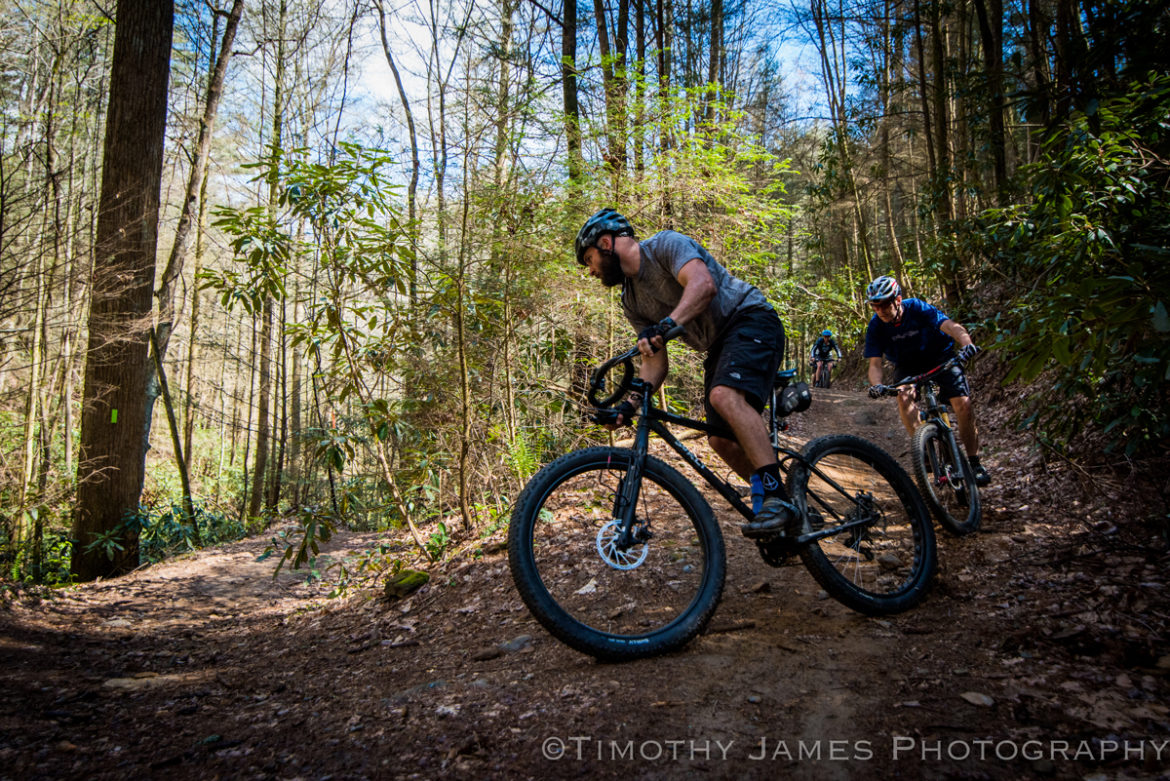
top-left (324, 545), bottom-right (403, 599)
top-left (137, 502), bottom-right (246, 563)
top-left (424, 521), bottom-right (450, 561)
top-left (259, 504), bottom-right (337, 577)
top-left (80, 502), bottom-right (246, 566)
top-left (964, 73), bottom-right (1170, 454)
top-left (0, 521), bottom-right (73, 586)
top-left (201, 204), bottom-right (292, 313)
top-left (503, 423), bottom-right (538, 484)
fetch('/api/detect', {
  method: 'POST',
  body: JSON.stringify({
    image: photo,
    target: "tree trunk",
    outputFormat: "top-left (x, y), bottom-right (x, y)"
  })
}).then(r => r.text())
top-left (593, 0), bottom-right (628, 175)
top-left (1026, 0), bottom-right (1052, 128)
top-left (376, 0), bottom-right (421, 302)
top-left (633, 0), bottom-right (645, 176)
top-left (72, 0), bottom-right (173, 581)
top-left (145, 0), bottom-right (243, 455)
top-left (150, 328), bottom-right (197, 539)
top-left (248, 299), bottom-right (273, 521)
top-left (913, 0), bottom-right (937, 178)
top-left (562, 0), bottom-right (582, 185)
top-left (287, 297), bottom-right (303, 507)
top-left (811, 0), bottom-right (873, 270)
top-left (182, 161), bottom-right (212, 474)
top-left (249, 0), bottom-right (288, 522)
top-left (928, 0), bottom-right (952, 223)
top-left (973, 0), bottom-right (1006, 203)
top-left (705, 0), bottom-right (723, 122)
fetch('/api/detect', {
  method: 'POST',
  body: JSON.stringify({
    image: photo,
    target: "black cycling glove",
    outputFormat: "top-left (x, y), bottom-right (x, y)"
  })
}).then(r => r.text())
top-left (956, 344), bottom-right (980, 366)
top-left (637, 317), bottom-right (678, 353)
top-left (591, 400), bottom-right (636, 427)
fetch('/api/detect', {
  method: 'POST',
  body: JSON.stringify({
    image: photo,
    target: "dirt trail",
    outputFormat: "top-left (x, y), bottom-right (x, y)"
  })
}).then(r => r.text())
top-left (2, 385), bottom-right (1168, 781)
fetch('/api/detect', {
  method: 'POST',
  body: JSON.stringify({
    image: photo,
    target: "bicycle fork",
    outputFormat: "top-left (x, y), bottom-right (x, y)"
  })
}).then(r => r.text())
top-left (610, 382), bottom-right (655, 550)
top-left (932, 411), bottom-right (971, 493)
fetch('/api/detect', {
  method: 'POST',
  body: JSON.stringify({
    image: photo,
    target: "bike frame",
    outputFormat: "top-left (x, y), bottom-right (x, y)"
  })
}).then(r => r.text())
top-left (889, 359), bottom-right (970, 485)
top-left (812, 358), bottom-right (834, 386)
top-left (606, 375), bottom-right (872, 553)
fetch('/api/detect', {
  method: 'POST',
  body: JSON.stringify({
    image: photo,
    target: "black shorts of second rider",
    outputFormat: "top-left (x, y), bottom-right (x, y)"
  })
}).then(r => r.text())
top-left (893, 362), bottom-right (971, 401)
top-left (702, 306), bottom-right (785, 432)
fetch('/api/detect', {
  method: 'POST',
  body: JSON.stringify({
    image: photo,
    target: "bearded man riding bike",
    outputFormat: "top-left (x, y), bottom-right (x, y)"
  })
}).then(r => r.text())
top-left (863, 275), bottom-right (991, 486)
top-left (575, 208), bottom-right (804, 539)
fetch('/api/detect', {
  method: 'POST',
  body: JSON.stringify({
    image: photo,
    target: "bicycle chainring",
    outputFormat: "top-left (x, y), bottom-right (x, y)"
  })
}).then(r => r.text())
top-left (756, 537), bottom-right (797, 567)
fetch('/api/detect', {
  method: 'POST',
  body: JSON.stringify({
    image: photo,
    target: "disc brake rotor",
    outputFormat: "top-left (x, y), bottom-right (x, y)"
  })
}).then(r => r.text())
top-left (596, 519), bottom-right (650, 570)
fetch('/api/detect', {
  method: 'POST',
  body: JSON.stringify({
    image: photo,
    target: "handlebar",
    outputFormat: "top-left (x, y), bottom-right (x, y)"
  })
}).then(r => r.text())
top-left (587, 324), bottom-right (686, 409)
top-left (879, 355), bottom-right (963, 395)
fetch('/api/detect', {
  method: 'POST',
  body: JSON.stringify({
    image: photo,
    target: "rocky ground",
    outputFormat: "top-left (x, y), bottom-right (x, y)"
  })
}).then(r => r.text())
top-left (2, 376), bottom-right (1169, 780)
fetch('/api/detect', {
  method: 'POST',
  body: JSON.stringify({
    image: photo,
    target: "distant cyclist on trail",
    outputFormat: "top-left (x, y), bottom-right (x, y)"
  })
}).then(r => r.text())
top-left (574, 208), bottom-right (806, 540)
top-left (810, 329), bottom-right (842, 387)
top-left (863, 275), bottom-right (991, 486)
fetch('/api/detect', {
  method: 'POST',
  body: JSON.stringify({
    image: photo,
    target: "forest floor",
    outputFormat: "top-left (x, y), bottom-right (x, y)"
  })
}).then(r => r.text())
top-left (3, 370), bottom-right (1170, 781)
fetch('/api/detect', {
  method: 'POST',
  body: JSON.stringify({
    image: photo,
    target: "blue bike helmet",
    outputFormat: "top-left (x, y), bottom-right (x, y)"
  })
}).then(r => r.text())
top-left (822, 329), bottom-right (832, 337)
top-left (575, 208), bottom-right (634, 265)
top-left (865, 275), bottom-right (901, 303)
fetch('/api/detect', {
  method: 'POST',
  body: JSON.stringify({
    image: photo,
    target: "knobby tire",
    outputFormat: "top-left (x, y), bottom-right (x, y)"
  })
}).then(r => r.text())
top-left (790, 435), bottom-right (936, 615)
top-left (911, 421), bottom-right (981, 535)
top-left (508, 447), bottom-right (725, 661)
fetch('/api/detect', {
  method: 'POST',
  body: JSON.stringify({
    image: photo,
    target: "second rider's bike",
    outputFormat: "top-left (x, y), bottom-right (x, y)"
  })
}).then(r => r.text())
top-left (812, 358), bottom-right (834, 388)
top-left (876, 356), bottom-right (981, 535)
top-left (508, 330), bottom-right (936, 661)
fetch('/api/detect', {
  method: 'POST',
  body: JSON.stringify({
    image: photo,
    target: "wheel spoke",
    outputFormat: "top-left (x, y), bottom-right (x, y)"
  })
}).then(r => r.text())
top-left (509, 448), bottom-right (725, 659)
top-left (913, 422), bottom-right (981, 534)
top-left (794, 435), bottom-right (936, 615)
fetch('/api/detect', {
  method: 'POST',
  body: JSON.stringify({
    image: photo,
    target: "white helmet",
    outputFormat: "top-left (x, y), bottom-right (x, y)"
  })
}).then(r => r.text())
top-left (865, 275), bottom-right (901, 303)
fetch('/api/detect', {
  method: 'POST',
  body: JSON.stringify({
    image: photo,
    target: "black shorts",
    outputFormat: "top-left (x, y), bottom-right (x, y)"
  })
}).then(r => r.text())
top-left (703, 307), bottom-right (785, 431)
top-left (895, 362), bottom-right (971, 401)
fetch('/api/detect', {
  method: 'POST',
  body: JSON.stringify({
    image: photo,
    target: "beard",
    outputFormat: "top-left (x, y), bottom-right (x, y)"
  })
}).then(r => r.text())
top-left (598, 249), bottom-right (625, 287)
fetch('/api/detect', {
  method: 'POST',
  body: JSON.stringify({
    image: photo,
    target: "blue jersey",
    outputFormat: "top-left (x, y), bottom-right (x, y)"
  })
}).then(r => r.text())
top-left (863, 298), bottom-right (955, 373)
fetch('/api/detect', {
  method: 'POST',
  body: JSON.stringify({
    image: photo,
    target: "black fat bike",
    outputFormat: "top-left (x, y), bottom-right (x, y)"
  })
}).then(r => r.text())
top-left (877, 357), bottom-right (981, 535)
top-left (508, 333), bottom-right (936, 661)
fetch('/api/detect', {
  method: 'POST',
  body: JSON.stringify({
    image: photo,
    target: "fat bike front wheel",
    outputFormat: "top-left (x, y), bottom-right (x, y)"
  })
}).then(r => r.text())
top-left (508, 447), bottom-right (725, 661)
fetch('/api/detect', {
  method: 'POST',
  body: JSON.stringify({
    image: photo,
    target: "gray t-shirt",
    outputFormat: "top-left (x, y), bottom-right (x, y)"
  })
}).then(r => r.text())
top-left (621, 230), bottom-right (770, 352)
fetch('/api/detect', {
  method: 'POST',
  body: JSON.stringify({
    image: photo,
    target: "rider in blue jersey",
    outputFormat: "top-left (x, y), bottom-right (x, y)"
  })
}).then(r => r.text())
top-left (810, 329), bottom-right (841, 386)
top-left (863, 276), bottom-right (990, 486)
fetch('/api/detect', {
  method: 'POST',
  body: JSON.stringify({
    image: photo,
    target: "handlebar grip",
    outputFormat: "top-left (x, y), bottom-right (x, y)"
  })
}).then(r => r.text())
top-left (590, 408), bottom-right (620, 425)
top-left (644, 323), bottom-right (686, 355)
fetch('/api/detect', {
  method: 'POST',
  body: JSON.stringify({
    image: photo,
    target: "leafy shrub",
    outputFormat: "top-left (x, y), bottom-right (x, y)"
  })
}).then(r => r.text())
top-left (137, 501), bottom-right (247, 563)
top-left (79, 501), bottom-right (247, 567)
top-left (964, 74), bottom-right (1170, 454)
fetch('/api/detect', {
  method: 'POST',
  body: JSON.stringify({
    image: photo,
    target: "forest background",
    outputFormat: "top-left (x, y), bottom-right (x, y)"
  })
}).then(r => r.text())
top-left (0, 0), bottom-right (1166, 584)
